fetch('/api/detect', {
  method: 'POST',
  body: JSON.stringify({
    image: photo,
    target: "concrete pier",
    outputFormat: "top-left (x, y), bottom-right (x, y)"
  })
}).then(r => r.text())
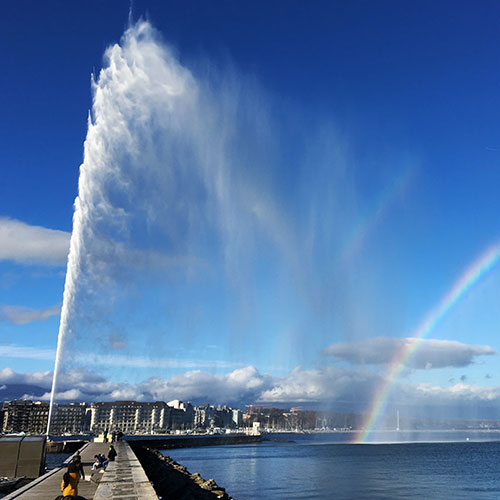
top-left (3, 441), bottom-right (157, 500)
top-left (93, 442), bottom-right (158, 499)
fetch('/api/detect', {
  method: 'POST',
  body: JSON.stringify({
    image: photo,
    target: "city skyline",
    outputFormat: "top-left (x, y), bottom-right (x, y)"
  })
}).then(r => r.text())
top-left (2, 1), bottom-right (500, 435)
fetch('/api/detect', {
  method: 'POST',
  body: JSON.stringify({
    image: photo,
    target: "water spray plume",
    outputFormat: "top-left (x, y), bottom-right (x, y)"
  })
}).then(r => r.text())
top-left (354, 241), bottom-right (500, 444)
top-left (47, 21), bottom-right (202, 432)
top-left (338, 166), bottom-right (415, 266)
top-left (45, 19), bottom-right (420, 430)
top-left (46, 19), bottom-right (288, 430)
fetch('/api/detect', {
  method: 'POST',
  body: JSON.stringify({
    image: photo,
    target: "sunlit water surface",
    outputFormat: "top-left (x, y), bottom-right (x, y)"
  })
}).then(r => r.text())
top-left (164, 432), bottom-right (500, 499)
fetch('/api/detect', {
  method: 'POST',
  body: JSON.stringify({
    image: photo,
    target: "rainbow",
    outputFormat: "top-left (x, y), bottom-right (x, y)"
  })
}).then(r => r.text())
top-left (354, 241), bottom-right (500, 444)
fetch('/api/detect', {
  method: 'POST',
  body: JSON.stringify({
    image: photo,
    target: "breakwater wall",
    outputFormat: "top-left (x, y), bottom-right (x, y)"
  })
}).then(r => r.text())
top-left (128, 433), bottom-right (262, 450)
top-left (131, 446), bottom-right (236, 500)
top-left (128, 434), bottom-right (261, 499)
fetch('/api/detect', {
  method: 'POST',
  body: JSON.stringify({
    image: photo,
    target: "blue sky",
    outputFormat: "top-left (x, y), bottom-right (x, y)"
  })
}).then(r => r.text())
top-left (1, 1), bottom-right (500, 424)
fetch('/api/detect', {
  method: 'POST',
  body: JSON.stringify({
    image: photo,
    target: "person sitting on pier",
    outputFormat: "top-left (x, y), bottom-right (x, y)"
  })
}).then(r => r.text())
top-left (108, 444), bottom-right (117, 462)
top-left (91, 455), bottom-right (103, 470)
top-left (93, 453), bottom-right (111, 471)
top-left (61, 461), bottom-right (81, 496)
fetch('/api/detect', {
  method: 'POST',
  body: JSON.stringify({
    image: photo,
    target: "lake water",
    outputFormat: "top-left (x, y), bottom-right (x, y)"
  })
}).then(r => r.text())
top-left (45, 452), bottom-right (73, 470)
top-left (163, 432), bottom-right (500, 499)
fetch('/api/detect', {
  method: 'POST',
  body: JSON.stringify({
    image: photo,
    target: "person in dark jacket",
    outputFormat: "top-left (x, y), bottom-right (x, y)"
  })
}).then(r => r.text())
top-left (107, 445), bottom-right (117, 461)
top-left (72, 455), bottom-right (85, 480)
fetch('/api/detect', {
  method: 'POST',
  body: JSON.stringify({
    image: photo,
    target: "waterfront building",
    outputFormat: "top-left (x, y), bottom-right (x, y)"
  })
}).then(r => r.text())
top-left (232, 409), bottom-right (242, 427)
top-left (167, 400), bottom-right (194, 430)
top-left (1, 398), bottom-right (246, 435)
top-left (136, 401), bottom-right (170, 433)
top-left (3, 400), bottom-right (88, 435)
top-left (49, 403), bottom-right (88, 434)
top-left (194, 404), bottom-right (215, 428)
top-left (3, 400), bottom-right (38, 433)
top-left (2, 400), bottom-right (48, 434)
top-left (89, 401), bottom-right (113, 433)
top-left (31, 401), bottom-right (50, 433)
top-left (89, 401), bottom-right (172, 434)
top-left (215, 405), bottom-right (235, 428)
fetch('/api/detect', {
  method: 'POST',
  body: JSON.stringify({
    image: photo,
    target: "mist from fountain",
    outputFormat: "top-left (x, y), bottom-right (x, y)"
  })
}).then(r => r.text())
top-left (47, 20), bottom-right (299, 431)
top-left (45, 19), bottom-right (414, 433)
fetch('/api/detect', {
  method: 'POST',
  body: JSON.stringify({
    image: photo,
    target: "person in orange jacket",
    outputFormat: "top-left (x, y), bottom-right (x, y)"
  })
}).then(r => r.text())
top-left (60, 461), bottom-right (81, 496)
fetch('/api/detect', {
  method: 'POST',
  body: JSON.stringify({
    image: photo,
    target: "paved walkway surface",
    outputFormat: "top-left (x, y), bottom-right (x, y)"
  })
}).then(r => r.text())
top-left (3, 441), bottom-right (157, 500)
top-left (94, 442), bottom-right (158, 500)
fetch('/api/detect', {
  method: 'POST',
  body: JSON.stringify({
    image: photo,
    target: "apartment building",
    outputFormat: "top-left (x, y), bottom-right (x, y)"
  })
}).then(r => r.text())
top-left (49, 403), bottom-right (88, 434)
top-left (2, 401), bottom-right (88, 434)
top-left (2, 400), bottom-right (41, 433)
top-left (89, 401), bottom-right (172, 433)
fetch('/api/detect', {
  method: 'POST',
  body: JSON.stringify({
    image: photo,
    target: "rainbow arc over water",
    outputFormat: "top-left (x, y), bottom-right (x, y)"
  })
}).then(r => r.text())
top-left (354, 241), bottom-right (500, 444)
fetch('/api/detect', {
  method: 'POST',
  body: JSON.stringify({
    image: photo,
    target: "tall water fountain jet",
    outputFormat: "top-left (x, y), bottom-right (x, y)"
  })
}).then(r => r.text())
top-left (47, 21), bottom-right (226, 431)
top-left (46, 20), bottom-right (301, 431)
top-left (45, 19), bottom-right (413, 433)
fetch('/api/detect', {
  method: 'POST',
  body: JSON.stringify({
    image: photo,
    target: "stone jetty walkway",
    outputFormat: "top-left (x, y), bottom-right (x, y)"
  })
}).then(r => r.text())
top-left (3, 441), bottom-right (158, 500)
top-left (93, 441), bottom-right (158, 500)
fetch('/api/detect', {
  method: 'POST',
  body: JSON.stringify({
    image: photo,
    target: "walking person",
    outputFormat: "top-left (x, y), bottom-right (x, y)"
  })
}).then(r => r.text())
top-left (60, 460), bottom-right (81, 496)
top-left (72, 454), bottom-right (85, 481)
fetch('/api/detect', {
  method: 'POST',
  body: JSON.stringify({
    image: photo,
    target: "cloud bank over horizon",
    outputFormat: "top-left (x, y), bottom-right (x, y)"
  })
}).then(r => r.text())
top-left (2, 361), bottom-right (500, 420)
top-left (3, 330), bottom-right (499, 422)
top-left (322, 337), bottom-right (497, 369)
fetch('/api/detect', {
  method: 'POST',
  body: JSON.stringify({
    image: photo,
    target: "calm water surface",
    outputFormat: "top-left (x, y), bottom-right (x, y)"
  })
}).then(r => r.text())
top-left (45, 452), bottom-right (72, 470)
top-left (164, 432), bottom-right (500, 499)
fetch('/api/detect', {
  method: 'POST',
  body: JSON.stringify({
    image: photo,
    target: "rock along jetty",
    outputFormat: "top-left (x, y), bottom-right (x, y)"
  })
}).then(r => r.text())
top-left (132, 445), bottom-right (236, 500)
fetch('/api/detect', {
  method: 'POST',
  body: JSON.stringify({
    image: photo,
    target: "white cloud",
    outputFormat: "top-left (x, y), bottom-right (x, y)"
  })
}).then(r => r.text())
top-left (3, 364), bottom-right (500, 420)
top-left (0, 365), bottom-right (272, 405)
top-left (0, 367), bottom-right (53, 388)
top-left (141, 366), bottom-right (272, 404)
top-left (259, 365), bottom-right (378, 404)
top-left (322, 337), bottom-right (497, 369)
top-left (0, 364), bottom-right (376, 408)
top-left (0, 217), bottom-right (70, 266)
top-left (0, 304), bottom-right (61, 325)
top-left (42, 389), bottom-right (84, 401)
